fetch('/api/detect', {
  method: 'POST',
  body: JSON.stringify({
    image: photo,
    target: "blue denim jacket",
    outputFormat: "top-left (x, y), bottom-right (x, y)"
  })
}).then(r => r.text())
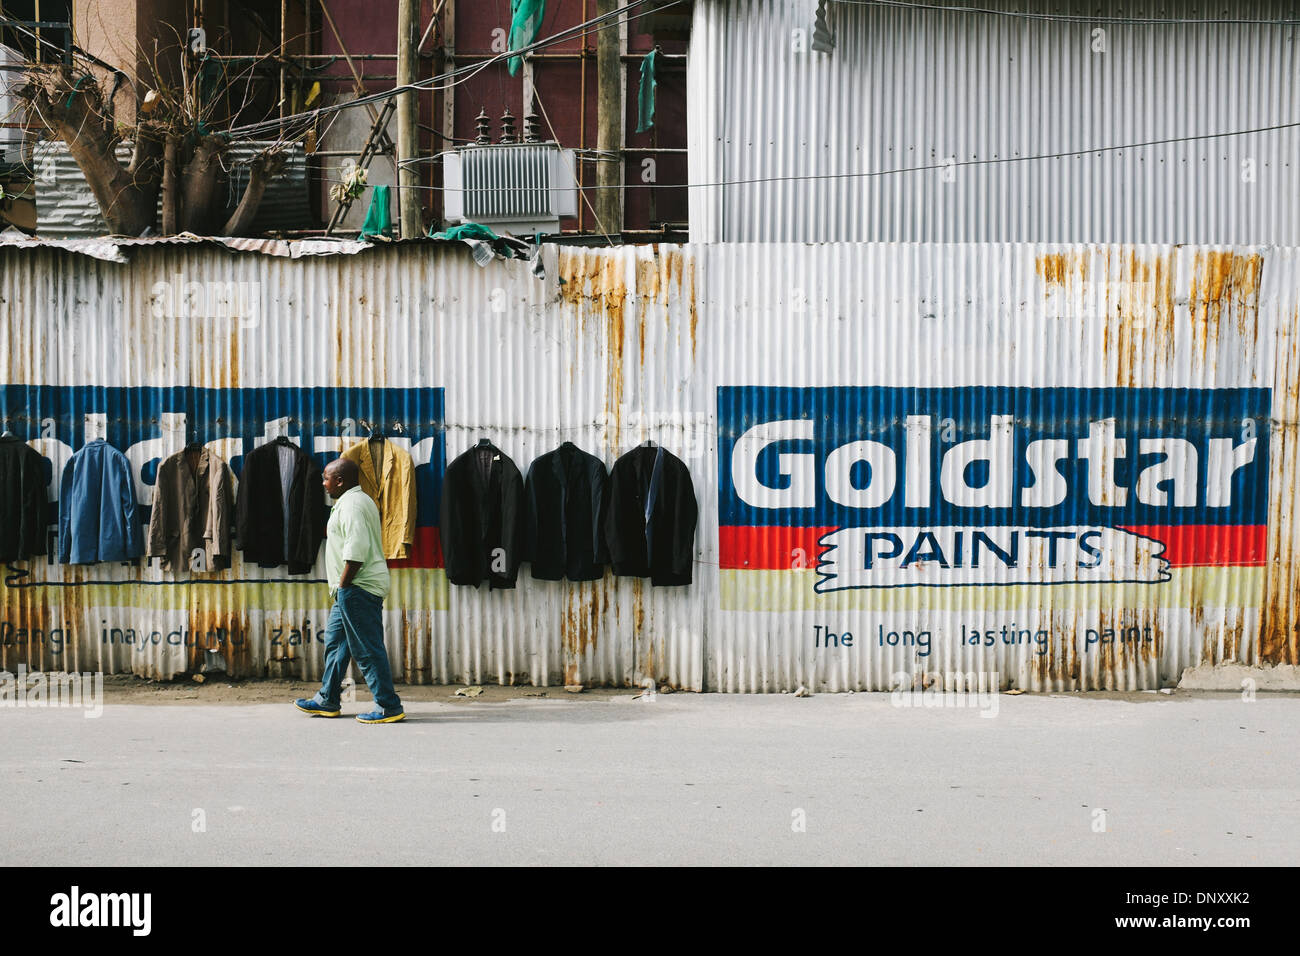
top-left (58, 439), bottom-right (144, 564)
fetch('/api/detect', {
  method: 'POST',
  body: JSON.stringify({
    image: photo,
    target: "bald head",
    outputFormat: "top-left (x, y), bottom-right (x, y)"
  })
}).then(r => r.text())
top-left (324, 456), bottom-right (360, 496)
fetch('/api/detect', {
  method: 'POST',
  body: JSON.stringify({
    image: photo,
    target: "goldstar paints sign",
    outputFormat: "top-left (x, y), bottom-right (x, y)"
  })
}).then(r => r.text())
top-left (719, 386), bottom-right (1269, 591)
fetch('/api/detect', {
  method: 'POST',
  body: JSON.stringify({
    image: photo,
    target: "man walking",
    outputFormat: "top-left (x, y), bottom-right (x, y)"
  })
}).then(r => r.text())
top-left (295, 457), bottom-right (405, 723)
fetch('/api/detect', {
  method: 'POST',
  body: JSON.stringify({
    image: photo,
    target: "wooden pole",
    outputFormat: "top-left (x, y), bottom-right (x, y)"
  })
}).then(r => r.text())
top-left (397, 0), bottom-right (422, 237)
top-left (439, 0), bottom-right (456, 230)
top-left (594, 0), bottom-right (623, 237)
top-left (279, 0), bottom-right (287, 119)
top-left (578, 0), bottom-right (587, 232)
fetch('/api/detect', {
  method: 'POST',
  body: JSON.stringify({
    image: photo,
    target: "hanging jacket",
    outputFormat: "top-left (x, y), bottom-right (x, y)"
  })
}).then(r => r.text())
top-left (0, 435), bottom-right (49, 561)
top-left (234, 438), bottom-right (328, 574)
top-left (440, 441), bottom-right (524, 588)
top-left (58, 438), bottom-right (144, 564)
top-left (147, 447), bottom-right (235, 573)
top-left (341, 437), bottom-right (417, 560)
top-left (604, 444), bottom-right (697, 586)
top-left (524, 441), bottom-right (609, 581)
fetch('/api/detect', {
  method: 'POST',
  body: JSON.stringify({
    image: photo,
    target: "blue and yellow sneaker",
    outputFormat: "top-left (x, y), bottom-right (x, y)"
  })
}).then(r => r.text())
top-left (356, 709), bottom-right (406, 724)
top-left (294, 698), bottom-right (341, 717)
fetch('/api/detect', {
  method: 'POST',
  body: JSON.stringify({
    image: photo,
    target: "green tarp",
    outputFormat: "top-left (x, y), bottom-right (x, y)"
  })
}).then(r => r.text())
top-left (636, 49), bottom-right (659, 133)
top-left (358, 184), bottom-right (393, 240)
top-left (428, 222), bottom-right (501, 244)
top-left (508, 0), bottom-right (547, 77)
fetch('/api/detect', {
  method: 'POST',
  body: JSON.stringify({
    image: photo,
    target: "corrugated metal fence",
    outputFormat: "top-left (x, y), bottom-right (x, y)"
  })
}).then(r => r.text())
top-left (0, 240), bottom-right (1297, 691)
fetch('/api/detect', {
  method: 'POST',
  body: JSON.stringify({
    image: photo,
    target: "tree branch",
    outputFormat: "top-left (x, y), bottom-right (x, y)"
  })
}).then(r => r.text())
top-left (221, 148), bottom-right (286, 236)
top-left (179, 133), bottom-right (227, 233)
top-left (161, 132), bottom-right (180, 233)
top-left (17, 66), bottom-right (161, 235)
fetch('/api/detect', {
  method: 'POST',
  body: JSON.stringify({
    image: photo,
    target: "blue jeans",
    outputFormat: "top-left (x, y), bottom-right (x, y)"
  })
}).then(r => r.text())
top-left (313, 585), bottom-right (403, 714)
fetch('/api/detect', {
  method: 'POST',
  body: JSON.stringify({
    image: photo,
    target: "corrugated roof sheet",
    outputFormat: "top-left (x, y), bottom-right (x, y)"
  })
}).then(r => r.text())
top-left (688, 0), bottom-right (1300, 243)
top-left (31, 140), bottom-right (313, 238)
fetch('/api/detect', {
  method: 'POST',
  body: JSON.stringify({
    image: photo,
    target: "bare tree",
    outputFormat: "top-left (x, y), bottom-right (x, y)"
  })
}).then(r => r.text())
top-left (14, 27), bottom-right (292, 237)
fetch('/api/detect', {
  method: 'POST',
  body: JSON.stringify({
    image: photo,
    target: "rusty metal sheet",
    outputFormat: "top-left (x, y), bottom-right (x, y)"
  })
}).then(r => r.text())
top-left (1, 240), bottom-right (1298, 693)
top-left (0, 229), bottom-right (376, 261)
top-left (0, 242), bottom-right (704, 690)
top-left (703, 242), bottom-right (1297, 691)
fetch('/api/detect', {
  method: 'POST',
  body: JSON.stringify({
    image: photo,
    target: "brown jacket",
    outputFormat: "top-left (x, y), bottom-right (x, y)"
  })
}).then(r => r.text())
top-left (341, 438), bottom-right (417, 559)
top-left (148, 447), bottom-right (234, 573)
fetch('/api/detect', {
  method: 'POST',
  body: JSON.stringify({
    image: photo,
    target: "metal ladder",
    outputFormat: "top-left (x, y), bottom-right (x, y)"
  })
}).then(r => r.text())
top-left (325, 95), bottom-right (399, 234)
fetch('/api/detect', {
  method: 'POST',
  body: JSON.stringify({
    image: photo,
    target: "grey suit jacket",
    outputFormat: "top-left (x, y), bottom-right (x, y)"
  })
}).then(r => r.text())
top-left (148, 448), bottom-right (234, 573)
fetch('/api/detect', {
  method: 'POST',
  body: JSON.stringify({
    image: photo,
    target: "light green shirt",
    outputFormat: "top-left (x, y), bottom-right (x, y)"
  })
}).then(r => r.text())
top-left (326, 486), bottom-right (390, 599)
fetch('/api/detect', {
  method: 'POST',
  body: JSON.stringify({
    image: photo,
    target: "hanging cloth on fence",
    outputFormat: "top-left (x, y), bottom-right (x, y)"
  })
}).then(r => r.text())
top-left (358, 184), bottom-right (393, 240)
top-left (636, 48), bottom-right (660, 133)
top-left (508, 0), bottom-right (547, 77)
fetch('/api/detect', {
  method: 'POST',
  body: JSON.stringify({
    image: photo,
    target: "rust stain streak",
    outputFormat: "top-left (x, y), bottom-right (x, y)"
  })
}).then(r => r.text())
top-left (687, 255), bottom-right (698, 359)
top-left (557, 248), bottom-right (633, 451)
top-left (1189, 250), bottom-right (1263, 375)
top-left (601, 256), bottom-right (629, 451)
top-left (1260, 303), bottom-right (1300, 665)
top-left (228, 316), bottom-right (240, 388)
top-left (1035, 252), bottom-right (1068, 286)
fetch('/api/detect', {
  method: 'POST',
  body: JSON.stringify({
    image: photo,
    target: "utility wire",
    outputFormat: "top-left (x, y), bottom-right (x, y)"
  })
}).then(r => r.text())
top-left (224, 3), bottom-right (630, 138)
top-left (325, 116), bottom-right (1300, 193)
top-left (223, 0), bottom-right (676, 140)
top-left (533, 85), bottom-right (616, 246)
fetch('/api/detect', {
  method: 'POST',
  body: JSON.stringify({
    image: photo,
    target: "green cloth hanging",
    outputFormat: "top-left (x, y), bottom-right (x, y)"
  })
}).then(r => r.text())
top-left (358, 184), bottom-right (392, 239)
top-left (428, 222), bottom-right (501, 243)
top-left (507, 0), bottom-right (547, 77)
top-left (636, 49), bottom-right (659, 133)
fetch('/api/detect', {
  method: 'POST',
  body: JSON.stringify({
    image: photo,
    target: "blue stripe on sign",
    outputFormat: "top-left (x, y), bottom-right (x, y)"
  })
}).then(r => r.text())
top-left (717, 386), bottom-right (1271, 528)
top-left (0, 385), bottom-right (446, 526)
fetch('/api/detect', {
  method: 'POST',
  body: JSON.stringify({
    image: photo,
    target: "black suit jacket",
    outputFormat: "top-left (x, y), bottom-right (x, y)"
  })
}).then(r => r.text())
top-left (0, 435), bottom-right (48, 561)
top-left (441, 441), bottom-right (525, 588)
top-left (234, 439), bottom-right (327, 574)
top-left (524, 442), bottom-right (609, 581)
top-left (604, 444), bottom-right (697, 586)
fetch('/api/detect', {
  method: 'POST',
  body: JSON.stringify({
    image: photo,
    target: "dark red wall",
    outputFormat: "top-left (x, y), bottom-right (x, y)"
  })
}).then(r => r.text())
top-left (316, 0), bottom-right (687, 234)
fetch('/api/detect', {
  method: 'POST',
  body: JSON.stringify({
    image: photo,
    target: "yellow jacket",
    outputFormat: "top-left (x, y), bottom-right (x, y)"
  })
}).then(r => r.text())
top-left (341, 438), bottom-right (417, 559)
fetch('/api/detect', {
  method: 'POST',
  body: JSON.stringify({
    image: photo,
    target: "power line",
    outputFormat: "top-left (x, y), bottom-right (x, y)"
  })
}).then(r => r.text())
top-left (224, 0), bottom-right (657, 138)
top-left (223, 0), bottom-right (677, 141)
top-left (533, 85), bottom-right (616, 245)
top-left (833, 0), bottom-right (1300, 26)
top-left (326, 116), bottom-right (1300, 193)
top-left (683, 118), bottom-right (1300, 190)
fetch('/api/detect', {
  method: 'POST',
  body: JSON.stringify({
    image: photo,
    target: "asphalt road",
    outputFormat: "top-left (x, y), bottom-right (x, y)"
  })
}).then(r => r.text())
top-left (2, 689), bottom-right (1297, 865)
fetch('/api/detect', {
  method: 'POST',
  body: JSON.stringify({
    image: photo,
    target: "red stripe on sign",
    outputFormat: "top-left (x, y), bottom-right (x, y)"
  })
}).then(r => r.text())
top-left (1117, 524), bottom-right (1267, 567)
top-left (387, 526), bottom-right (444, 569)
top-left (721, 524), bottom-right (1268, 571)
top-left (719, 526), bottom-right (835, 569)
